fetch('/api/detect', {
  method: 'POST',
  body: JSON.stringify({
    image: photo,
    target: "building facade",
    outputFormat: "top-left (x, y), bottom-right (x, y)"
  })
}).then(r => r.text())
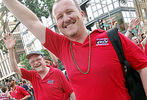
top-left (134, 0), bottom-right (147, 33)
top-left (0, 21), bottom-right (25, 82)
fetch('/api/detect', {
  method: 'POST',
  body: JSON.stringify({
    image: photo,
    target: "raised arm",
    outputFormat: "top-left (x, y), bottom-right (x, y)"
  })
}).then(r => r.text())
top-left (48, 50), bottom-right (58, 67)
top-left (2, 0), bottom-right (46, 43)
top-left (141, 34), bottom-right (147, 50)
top-left (138, 67), bottom-right (147, 96)
top-left (3, 33), bottom-right (21, 75)
top-left (125, 17), bottom-right (140, 38)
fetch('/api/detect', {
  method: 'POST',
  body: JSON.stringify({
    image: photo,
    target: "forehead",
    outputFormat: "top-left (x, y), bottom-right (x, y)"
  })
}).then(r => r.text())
top-left (53, 0), bottom-right (78, 16)
top-left (29, 55), bottom-right (42, 61)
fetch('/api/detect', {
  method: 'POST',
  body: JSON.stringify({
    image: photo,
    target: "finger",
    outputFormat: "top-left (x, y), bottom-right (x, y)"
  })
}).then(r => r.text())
top-left (4, 33), bottom-right (10, 38)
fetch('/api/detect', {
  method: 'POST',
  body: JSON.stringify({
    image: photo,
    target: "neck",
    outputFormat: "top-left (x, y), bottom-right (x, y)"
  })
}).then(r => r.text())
top-left (12, 85), bottom-right (16, 90)
top-left (70, 27), bottom-right (89, 43)
top-left (38, 67), bottom-right (50, 79)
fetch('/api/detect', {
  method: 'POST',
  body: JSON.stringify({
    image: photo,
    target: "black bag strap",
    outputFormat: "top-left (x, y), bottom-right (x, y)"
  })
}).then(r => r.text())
top-left (107, 28), bottom-right (129, 70)
top-left (107, 28), bottom-right (146, 100)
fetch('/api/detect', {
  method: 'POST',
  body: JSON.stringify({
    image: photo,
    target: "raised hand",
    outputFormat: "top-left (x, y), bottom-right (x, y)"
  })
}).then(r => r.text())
top-left (3, 33), bottom-right (16, 50)
top-left (128, 17), bottom-right (140, 31)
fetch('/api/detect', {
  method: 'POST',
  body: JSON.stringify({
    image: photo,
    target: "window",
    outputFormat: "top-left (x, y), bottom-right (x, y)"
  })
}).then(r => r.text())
top-left (122, 11), bottom-right (136, 23)
top-left (98, 9), bottom-right (103, 15)
top-left (96, 4), bottom-right (101, 9)
top-left (113, 1), bottom-right (119, 8)
top-left (94, 11), bottom-right (99, 18)
top-left (108, 4), bottom-right (113, 11)
top-left (142, 8), bottom-right (147, 19)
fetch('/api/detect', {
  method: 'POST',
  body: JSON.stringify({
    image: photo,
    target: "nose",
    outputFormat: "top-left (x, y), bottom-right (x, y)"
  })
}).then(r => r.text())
top-left (63, 14), bottom-right (71, 23)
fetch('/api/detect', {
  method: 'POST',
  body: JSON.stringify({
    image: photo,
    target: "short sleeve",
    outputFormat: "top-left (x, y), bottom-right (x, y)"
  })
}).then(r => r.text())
top-left (57, 69), bottom-right (73, 96)
top-left (119, 33), bottom-right (147, 70)
top-left (20, 68), bottom-right (34, 81)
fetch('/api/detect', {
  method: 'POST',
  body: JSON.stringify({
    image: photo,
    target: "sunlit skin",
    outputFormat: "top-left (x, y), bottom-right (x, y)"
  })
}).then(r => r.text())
top-left (53, 0), bottom-right (88, 43)
top-left (29, 55), bottom-right (47, 73)
top-left (131, 36), bottom-right (139, 45)
top-left (8, 80), bottom-right (16, 89)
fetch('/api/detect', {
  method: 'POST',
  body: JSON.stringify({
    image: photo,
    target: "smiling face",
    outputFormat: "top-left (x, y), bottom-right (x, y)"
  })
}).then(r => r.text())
top-left (53, 0), bottom-right (85, 39)
top-left (131, 36), bottom-right (139, 45)
top-left (8, 80), bottom-right (15, 87)
top-left (29, 55), bottom-right (46, 72)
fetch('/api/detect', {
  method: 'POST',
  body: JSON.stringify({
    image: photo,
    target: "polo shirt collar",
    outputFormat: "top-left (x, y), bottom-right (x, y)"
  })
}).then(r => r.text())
top-left (70, 29), bottom-right (105, 45)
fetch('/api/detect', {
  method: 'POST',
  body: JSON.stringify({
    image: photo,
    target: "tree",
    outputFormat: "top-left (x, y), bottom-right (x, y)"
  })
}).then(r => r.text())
top-left (19, 53), bottom-right (32, 70)
top-left (0, 0), bottom-right (54, 54)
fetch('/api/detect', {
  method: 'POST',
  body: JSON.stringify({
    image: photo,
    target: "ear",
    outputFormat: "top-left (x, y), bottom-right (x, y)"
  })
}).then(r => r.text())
top-left (80, 10), bottom-right (85, 20)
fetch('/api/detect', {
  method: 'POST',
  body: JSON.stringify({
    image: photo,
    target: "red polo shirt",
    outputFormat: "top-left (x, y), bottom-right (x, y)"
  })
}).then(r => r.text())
top-left (145, 43), bottom-right (147, 55)
top-left (21, 66), bottom-right (73, 100)
top-left (10, 85), bottom-right (30, 99)
top-left (43, 28), bottom-right (147, 100)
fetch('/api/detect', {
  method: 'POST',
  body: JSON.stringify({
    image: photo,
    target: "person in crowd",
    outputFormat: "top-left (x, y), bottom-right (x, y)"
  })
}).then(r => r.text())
top-left (125, 17), bottom-right (147, 55)
top-left (0, 86), bottom-right (12, 100)
top-left (2, 0), bottom-right (147, 100)
top-left (22, 80), bottom-right (35, 100)
top-left (48, 50), bottom-right (59, 68)
top-left (3, 33), bottom-right (75, 100)
top-left (44, 55), bottom-right (58, 68)
top-left (8, 78), bottom-right (30, 100)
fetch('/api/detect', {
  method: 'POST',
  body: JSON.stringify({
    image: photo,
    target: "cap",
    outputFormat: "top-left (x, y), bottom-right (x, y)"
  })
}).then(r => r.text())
top-left (26, 51), bottom-right (44, 59)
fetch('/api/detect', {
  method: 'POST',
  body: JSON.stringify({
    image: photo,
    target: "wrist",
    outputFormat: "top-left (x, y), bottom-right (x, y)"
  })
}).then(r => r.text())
top-left (127, 28), bottom-right (133, 33)
top-left (128, 26), bottom-right (133, 31)
top-left (8, 48), bottom-right (14, 51)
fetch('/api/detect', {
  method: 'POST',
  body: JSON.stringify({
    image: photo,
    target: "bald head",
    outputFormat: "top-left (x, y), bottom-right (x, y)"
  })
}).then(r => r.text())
top-left (52, 0), bottom-right (81, 17)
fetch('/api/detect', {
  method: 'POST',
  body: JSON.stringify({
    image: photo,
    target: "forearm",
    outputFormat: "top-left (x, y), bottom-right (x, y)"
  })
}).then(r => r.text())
top-left (125, 27), bottom-right (133, 39)
top-left (138, 67), bottom-right (147, 96)
top-left (2, 0), bottom-right (39, 30)
top-left (8, 48), bottom-right (21, 74)
top-left (48, 51), bottom-right (58, 66)
top-left (22, 95), bottom-right (31, 100)
top-left (70, 92), bottom-right (76, 100)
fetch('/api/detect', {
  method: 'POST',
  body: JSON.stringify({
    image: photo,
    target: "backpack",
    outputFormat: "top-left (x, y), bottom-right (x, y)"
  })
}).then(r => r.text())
top-left (107, 28), bottom-right (146, 100)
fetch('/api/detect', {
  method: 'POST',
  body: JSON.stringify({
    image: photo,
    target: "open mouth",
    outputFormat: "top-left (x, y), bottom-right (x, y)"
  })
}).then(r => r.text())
top-left (34, 63), bottom-right (42, 68)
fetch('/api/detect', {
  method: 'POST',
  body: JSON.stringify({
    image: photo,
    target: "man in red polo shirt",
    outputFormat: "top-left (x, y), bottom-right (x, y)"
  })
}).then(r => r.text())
top-left (4, 34), bottom-right (75, 100)
top-left (8, 78), bottom-right (30, 100)
top-left (2, 0), bottom-right (147, 100)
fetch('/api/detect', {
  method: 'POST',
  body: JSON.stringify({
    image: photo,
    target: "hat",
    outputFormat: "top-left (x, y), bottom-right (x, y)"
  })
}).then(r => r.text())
top-left (26, 51), bottom-right (44, 59)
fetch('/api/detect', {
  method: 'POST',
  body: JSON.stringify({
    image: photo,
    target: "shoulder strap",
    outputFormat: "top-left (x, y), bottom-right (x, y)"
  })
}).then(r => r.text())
top-left (106, 28), bottom-right (131, 72)
top-left (107, 28), bottom-right (125, 64)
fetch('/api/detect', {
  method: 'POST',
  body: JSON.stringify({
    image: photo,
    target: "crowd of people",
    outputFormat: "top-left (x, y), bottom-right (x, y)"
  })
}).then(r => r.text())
top-left (0, 78), bottom-right (35, 100)
top-left (1, 0), bottom-right (147, 100)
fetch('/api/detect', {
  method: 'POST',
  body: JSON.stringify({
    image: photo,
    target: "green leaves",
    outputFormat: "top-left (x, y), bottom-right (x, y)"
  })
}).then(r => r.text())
top-left (19, 0), bottom-right (54, 18)
top-left (0, 0), bottom-right (54, 53)
top-left (19, 53), bottom-right (32, 70)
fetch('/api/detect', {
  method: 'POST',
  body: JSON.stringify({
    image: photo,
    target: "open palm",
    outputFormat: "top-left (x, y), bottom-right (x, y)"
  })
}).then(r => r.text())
top-left (3, 33), bottom-right (16, 49)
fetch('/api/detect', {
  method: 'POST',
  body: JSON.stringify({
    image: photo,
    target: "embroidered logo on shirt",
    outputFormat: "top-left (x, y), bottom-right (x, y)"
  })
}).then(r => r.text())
top-left (96, 38), bottom-right (109, 46)
top-left (47, 80), bottom-right (54, 84)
